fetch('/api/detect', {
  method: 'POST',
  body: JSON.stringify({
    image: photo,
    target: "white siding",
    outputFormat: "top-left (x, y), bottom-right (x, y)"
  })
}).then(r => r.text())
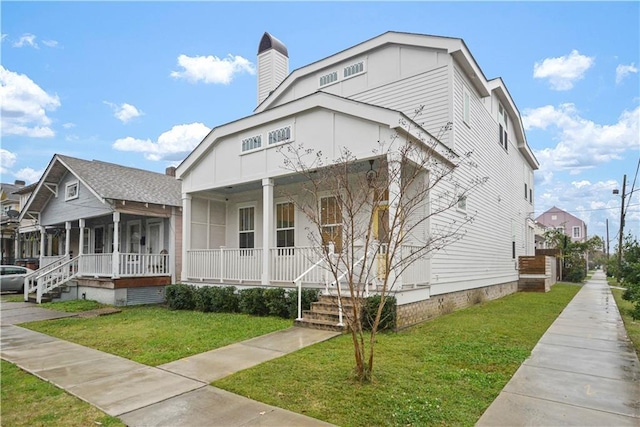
top-left (425, 65), bottom-right (534, 295)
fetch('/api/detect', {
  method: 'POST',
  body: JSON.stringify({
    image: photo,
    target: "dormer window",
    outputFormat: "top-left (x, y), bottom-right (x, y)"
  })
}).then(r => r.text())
top-left (65, 181), bottom-right (79, 201)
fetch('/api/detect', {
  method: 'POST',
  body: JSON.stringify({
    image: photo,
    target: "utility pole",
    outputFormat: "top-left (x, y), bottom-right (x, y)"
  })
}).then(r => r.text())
top-left (606, 219), bottom-right (610, 258)
top-left (616, 174), bottom-right (627, 278)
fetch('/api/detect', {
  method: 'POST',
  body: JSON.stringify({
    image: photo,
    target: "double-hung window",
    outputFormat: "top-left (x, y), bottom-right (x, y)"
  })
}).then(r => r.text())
top-left (572, 226), bottom-right (581, 239)
top-left (276, 202), bottom-right (295, 255)
top-left (320, 196), bottom-right (342, 252)
top-left (239, 207), bottom-right (255, 253)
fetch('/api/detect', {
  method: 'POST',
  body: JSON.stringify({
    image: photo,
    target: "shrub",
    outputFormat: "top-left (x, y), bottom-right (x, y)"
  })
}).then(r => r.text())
top-left (165, 283), bottom-right (196, 310)
top-left (263, 288), bottom-right (289, 318)
top-left (238, 288), bottom-right (268, 316)
top-left (213, 286), bottom-right (239, 313)
top-left (362, 295), bottom-right (397, 331)
top-left (193, 286), bottom-right (213, 312)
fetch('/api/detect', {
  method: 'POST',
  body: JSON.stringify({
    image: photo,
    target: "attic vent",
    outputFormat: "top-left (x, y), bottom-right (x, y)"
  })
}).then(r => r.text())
top-left (242, 135), bottom-right (262, 152)
top-left (343, 61), bottom-right (364, 78)
top-left (319, 71), bottom-right (338, 87)
top-left (268, 126), bottom-right (291, 145)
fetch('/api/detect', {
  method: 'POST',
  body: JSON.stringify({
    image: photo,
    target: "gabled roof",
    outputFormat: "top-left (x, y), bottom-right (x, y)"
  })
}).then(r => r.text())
top-left (176, 91), bottom-right (455, 179)
top-left (1, 183), bottom-right (22, 203)
top-left (20, 154), bottom-right (181, 220)
top-left (536, 206), bottom-right (586, 225)
top-left (255, 31), bottom-right (491, 114)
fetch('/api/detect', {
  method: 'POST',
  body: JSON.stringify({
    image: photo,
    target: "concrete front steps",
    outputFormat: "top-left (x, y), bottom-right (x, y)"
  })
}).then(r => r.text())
top-left (294, 294), bottom-right (353, 332)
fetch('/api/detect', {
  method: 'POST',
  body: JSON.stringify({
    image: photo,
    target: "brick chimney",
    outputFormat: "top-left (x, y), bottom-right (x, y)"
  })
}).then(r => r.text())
top-left (257, 32), bottom-right (289, 106)
top-left (165, 166), bottom-right (176, 177)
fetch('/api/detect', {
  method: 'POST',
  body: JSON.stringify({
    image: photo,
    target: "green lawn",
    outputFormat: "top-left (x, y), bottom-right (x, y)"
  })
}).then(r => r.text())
top-left (612, 288), bottom-right (640, 356)
top-left (22, 305), bottom-right (292, 366)
top-left (1, 360), bottom-right (124, 427)
top-left (213, 284), bottom-right (580, 427)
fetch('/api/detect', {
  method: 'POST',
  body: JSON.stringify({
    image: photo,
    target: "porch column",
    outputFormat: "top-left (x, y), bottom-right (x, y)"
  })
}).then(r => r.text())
top-left (66, 221), bottom-right (72, 257)
top-left (39, 226), bottom-right (46, 265)
top-left (78, 219), bottom-right (85, 255)
top-left (169, 206), bottom-right (177, 283)
top-left (262, 178), bottom-right (274, 286)
top-left (112, 212), bottom-right (120, 278)
top-left (387, 153), bottom-right (402, 289)
top-left (181, 193), bottom-right (191, 282)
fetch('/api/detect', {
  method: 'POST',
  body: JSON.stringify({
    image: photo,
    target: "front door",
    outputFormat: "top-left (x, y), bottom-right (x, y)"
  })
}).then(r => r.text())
top-left (147, 221), bottom-right (163, 254)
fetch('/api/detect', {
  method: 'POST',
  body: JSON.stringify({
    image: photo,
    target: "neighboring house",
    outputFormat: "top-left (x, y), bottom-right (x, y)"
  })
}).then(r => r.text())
top-left (18, 154), bottom-right (182, 305)
top-left (533, 221), bottom-right (550, 250)
top-left (535, 206), bottom-right (587, 243)
top-left (0, 180), bottom-right (26, 264)
top-left (12, 182), bottom-right (39, 262)
top-left (176, 31), bottom-right (539, 328)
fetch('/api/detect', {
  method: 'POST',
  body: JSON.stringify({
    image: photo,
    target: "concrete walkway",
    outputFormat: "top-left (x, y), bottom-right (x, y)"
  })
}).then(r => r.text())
top-left (1, 301), bottom-right (338, 426)
top-left (477, 270), bottom-right (640, 426)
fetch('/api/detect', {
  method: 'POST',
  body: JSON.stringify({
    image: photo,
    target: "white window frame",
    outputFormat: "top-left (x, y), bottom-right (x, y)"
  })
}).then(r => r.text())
top-left (126, 220), bottom-right (142, 255)
top-left (319, 195), bottom-right (342, 252)
top-left (238, 206), bottom-right (255, 249)
top-left (241, 134), bottom-right (262, 152)
top-left (556, 226), bottom-right (565, 235)
top-left (276, 201), bottom-right (295, 255)
top-left (463, 88), bottom-right (470, 125)
top-left (267, 125), bottom-right (293, 146)
top-left (343, 60), bottom-right (365, 79)
top-left (498, 103), bottom-right (508, 151)
top-left (572, 226), bottom-right (581, 239)
top-left (319, 71), bottom-right (338, 87)
top-left (65, 181), bottom-right (79, 201)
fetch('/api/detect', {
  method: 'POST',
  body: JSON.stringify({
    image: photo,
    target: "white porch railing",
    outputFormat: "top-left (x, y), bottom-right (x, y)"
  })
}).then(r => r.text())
top-left (187, 248), bottom-right (262, 282)
top-left (41, 255), bottom-right (67, 268)
top-left (118, 253), bottom-right (170, 277)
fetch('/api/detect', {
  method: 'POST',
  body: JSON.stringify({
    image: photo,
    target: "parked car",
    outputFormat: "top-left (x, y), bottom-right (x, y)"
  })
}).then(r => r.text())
top-left (0, 265), bottom-right (34, 293)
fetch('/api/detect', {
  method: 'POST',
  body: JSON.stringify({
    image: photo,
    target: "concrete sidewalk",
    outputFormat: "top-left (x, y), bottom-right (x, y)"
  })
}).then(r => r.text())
top-left (1, 302), bottom-right (338, 426)
top-left (477, 270), bottom-right (640, 426)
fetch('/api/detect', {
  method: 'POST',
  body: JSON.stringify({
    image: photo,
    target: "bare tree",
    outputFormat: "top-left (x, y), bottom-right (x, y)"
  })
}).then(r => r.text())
top-left (280, 114), bottom-right (487, 382)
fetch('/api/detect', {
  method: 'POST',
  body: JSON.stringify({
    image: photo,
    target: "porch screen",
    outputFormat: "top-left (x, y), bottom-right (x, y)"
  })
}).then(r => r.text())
top-left (239, 207), bottom-right (255, 249)
top-left (320, 196), bottom-right (342, 252)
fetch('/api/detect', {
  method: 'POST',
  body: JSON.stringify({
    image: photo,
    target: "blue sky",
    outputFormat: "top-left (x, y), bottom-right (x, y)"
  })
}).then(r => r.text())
top-left (1, 1), bottom-right (639, 247)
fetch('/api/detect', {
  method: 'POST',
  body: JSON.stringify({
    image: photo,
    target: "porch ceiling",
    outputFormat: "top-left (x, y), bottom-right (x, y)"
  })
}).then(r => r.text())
top-left (192, 157), bottom-right (385, 198)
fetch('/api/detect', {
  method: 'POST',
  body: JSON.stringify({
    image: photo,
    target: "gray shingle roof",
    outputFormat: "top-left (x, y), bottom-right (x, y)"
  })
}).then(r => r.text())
top-left (57, 155), bottom-right (181, 207)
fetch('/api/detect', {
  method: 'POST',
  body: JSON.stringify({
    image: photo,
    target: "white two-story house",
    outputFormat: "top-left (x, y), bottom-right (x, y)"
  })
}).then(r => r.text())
top-left (176, 31), bottom-right (539, 328)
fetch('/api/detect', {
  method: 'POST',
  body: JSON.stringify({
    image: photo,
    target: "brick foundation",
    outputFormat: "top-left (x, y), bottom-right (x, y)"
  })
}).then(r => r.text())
top-left (396, 281), bottom-right (518, 330)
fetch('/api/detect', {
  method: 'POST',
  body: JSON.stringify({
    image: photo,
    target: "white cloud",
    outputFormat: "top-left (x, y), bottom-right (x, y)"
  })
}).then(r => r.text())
top-left (533, 50), bottom-right (594, 91)
top-left (616, 63), bottom-right (638, 85)
top-left (15, 167), bottom-right (44, 184)
top-left (62, 122), bottom-right (76, 129)
top-left (524, 104), bottom-right (639, 176)
top-left (0, 149), bottom-right (17, 174)
top-left (171, 54), bottom-right (255, 85)
top-left (112, 122), bottom-right (210, 161)
top-left (1, 34), bottom-right (7, 42)
top-left (42, 40), bottom-right (59, 48)
top-left (104, 101), bottom-right (143, 124)
top-left (13, 33), bottom-right (38, 49)
top-left (0, 66), bottom-right (61, 137)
